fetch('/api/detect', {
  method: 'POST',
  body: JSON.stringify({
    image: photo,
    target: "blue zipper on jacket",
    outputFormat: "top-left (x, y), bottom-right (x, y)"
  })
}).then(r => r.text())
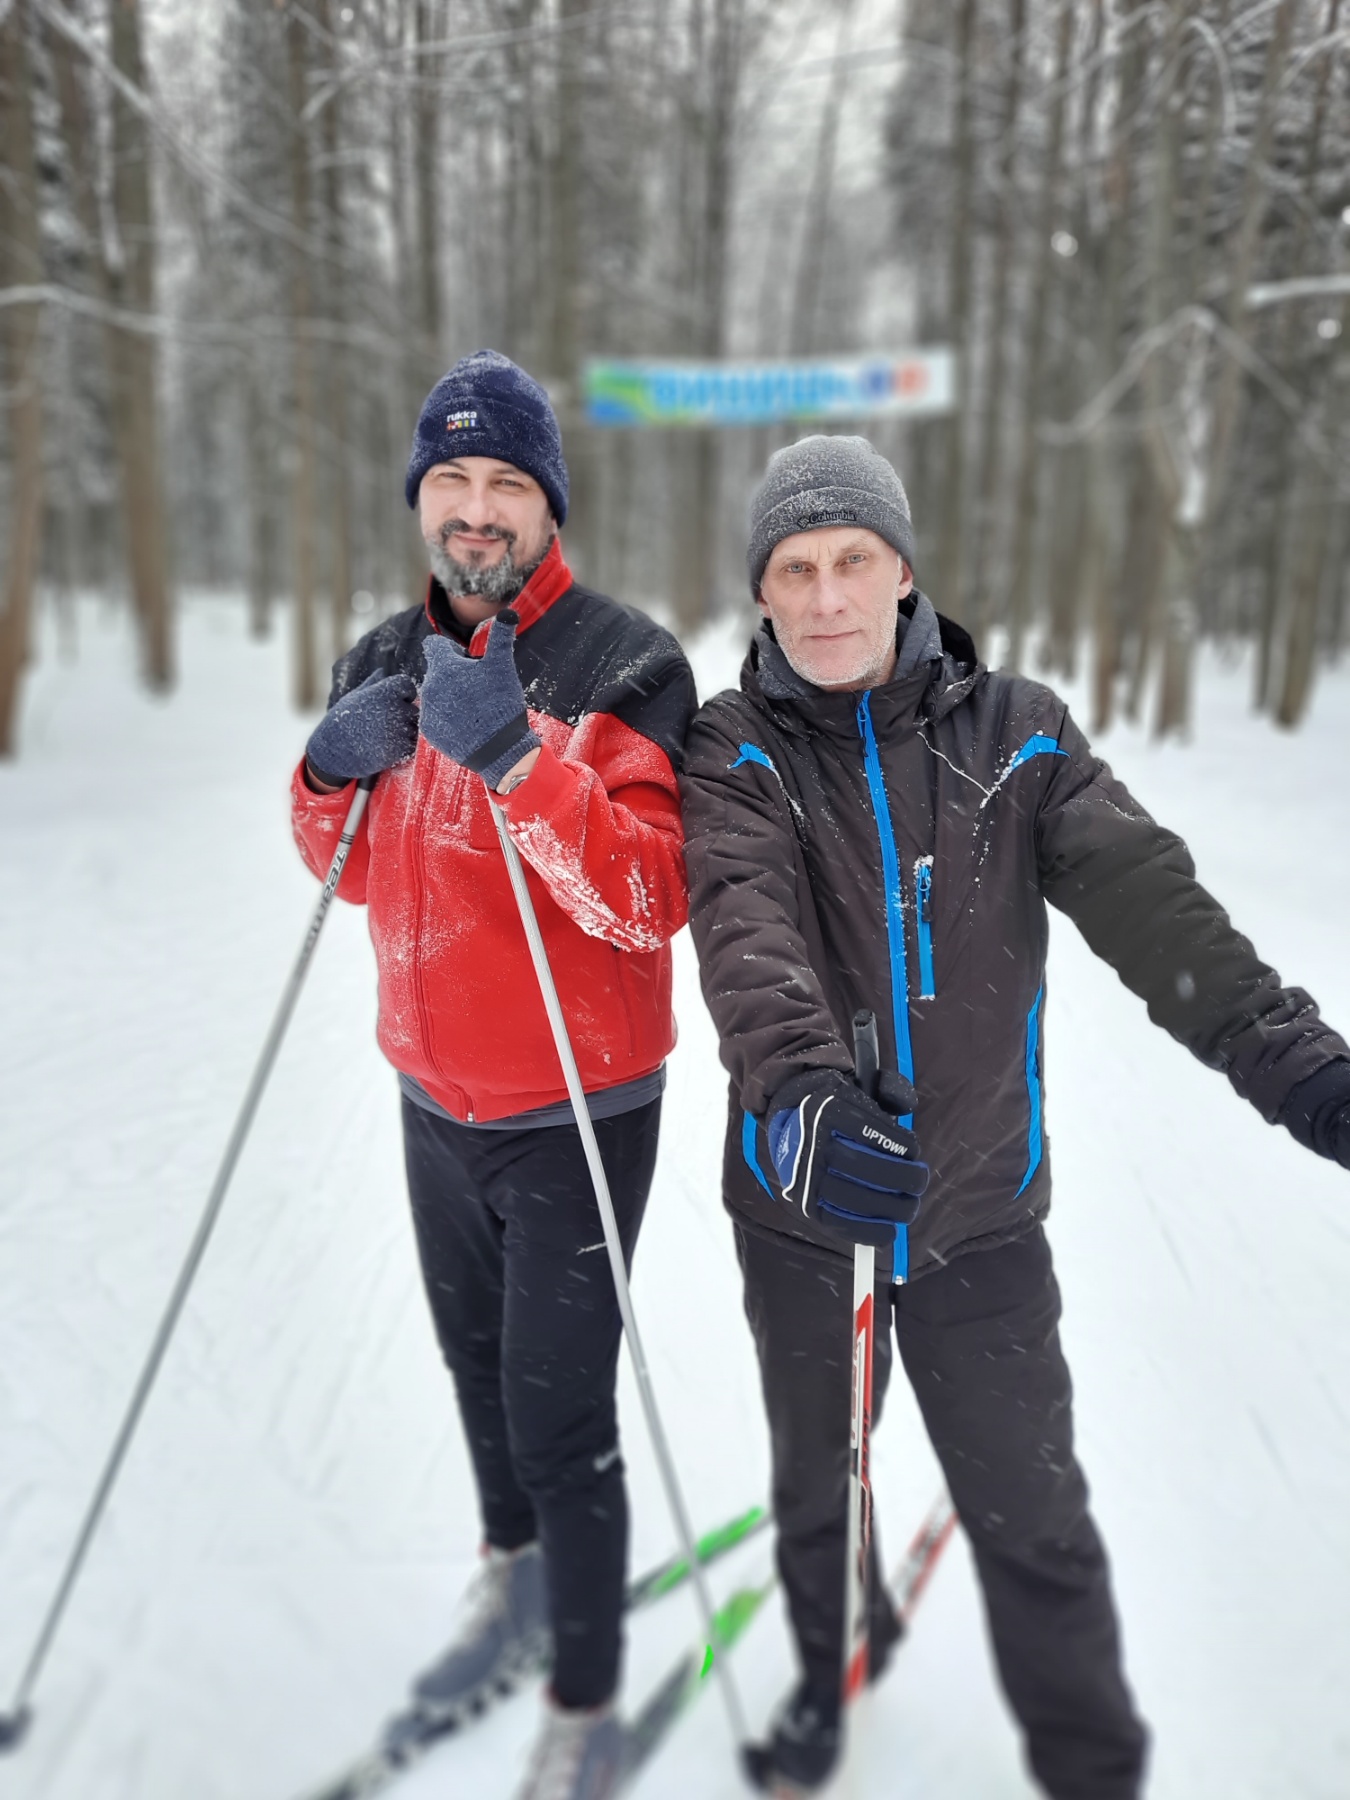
top-left (914, 856), bottom-right (936, 998)
top-left (857, 692), bottom-right (914, 1284)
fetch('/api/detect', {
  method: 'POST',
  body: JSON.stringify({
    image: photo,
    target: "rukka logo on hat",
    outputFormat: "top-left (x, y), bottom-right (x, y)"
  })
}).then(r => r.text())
top-left (446, 409), bottom-right (479, 432)
top-left (795, 508), bottom-right (858, 530)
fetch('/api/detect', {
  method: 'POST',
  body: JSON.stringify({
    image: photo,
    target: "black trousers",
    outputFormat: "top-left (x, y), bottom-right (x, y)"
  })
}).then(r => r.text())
top-left (735, 1219), bottom-right (1148, 1800)
top-left (402, 1095), bottom-right (659, 1709)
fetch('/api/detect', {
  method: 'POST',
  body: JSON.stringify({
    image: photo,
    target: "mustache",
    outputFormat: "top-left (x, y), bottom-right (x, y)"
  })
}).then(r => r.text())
top-left (436, 520), bottom-right (517, 549)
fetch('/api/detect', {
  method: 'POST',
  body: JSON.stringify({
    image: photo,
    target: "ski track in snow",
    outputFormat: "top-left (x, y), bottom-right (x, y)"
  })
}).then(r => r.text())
top-left (2, 597), bottom-right (1349, 1799)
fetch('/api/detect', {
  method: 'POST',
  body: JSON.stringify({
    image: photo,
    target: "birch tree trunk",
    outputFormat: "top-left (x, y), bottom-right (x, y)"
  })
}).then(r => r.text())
top-left (0, 0), bottom-right (45, 757)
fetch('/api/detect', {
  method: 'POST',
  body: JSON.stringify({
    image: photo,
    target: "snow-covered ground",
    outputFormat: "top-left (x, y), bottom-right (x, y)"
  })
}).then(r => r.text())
top-left (2, 595), bottom-right (1348, 1800)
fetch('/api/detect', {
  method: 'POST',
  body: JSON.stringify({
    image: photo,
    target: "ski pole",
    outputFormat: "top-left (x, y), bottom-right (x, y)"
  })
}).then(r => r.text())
top-left (489, 801), bottom-right (752, 1752)
top-left (0, 775), bottom-right (376, 1753)
top-left (842, 1010), bottom-right (880, 1707)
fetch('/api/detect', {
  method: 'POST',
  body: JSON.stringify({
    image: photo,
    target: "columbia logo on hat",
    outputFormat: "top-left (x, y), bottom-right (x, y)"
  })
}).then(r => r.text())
top-left (446, 409), bottom-right (479, 432)
top-left (795, 508), bottom-right (857, 530)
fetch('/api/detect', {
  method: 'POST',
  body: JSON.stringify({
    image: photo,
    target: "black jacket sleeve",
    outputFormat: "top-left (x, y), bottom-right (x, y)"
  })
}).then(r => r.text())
top-left (1035, 701), bottom-right (1350, 1124)
top-left (681, 699), bottom-right (854, 1117)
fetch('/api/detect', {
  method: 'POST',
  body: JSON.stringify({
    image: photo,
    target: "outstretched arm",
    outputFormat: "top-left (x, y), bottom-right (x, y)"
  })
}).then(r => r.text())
top-left (1035, 704), bottom-right (1350, 1164)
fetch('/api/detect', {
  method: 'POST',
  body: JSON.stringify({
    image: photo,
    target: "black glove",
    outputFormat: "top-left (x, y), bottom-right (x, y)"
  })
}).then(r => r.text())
top-left (766, 1069), bottom-right (928, 1249)
top-left (1279, 1059), bottom-right (1350, 1171)
top-left (305, 669), bottom-right (419, 786)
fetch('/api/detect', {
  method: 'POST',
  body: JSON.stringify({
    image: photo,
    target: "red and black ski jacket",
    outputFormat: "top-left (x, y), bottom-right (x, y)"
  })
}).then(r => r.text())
top-left (291, 539), bottom-right (696, 1123)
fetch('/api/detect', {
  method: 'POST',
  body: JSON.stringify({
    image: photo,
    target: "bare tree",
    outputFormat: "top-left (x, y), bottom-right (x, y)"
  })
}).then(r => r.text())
top-left (106, 0), bottom-right (174, 689)
top-left (286, 1), bottom-right (321, 710)
top-left (0, 0), bottom-right (45, 755)
top-left (1004, 0), bottom-right (1073, 671)
top-left (969, 0), bottom-right (1028, 652)
top-left (935, 0), bottom-right (978, 625)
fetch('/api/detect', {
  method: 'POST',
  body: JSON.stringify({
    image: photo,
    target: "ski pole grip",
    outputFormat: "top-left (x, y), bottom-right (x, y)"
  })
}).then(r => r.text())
top-left (852, 1009), bottom-right (880, 1101)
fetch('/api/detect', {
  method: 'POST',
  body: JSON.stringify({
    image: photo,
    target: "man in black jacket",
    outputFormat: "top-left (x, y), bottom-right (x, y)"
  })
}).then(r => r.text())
top-left (681, 434), bottom-right (1350, 1800)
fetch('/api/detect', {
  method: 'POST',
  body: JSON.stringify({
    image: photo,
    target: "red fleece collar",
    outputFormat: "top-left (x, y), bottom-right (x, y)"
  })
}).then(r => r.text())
top-left (423, 536), bottom-right (574, 655)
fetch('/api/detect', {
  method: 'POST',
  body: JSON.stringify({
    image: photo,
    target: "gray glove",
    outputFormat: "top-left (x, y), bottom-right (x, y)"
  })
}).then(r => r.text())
top-left (418, 610), bottom-right (541, 790)
top-left (305, 670), bottom-right (419, 786)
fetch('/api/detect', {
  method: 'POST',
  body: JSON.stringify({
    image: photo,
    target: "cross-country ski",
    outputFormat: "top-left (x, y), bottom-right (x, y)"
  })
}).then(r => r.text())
top-left (293, 1506), bottom-right (768, 1800)
top-left (741, 1493), bottom-right (957, 1797)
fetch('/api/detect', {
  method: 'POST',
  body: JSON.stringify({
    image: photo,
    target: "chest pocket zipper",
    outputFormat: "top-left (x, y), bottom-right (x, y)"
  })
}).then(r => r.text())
top-left (914, 856), bottom-right (935, 999)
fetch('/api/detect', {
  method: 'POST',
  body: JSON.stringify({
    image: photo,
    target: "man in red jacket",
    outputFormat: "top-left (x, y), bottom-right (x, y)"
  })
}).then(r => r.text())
top-left (292, 351), bottom-right (695, 1800)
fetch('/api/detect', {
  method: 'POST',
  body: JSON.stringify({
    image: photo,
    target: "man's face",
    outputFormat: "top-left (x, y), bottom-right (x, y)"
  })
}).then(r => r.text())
top-left (756, 527), bottom-right (913, 692)
top-left (417, 456), bottom-right (556, 625)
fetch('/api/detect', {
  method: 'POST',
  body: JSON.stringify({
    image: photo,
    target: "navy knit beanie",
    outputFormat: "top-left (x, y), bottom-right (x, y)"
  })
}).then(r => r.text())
top-left (404, 350), bottom-right (569, 524)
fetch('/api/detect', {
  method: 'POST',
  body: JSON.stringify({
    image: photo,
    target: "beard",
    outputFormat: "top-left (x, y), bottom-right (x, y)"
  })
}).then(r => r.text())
top-left (426, 522), bottom-right (553, 606)
top-left (773, 608), bottom-right (900, 691)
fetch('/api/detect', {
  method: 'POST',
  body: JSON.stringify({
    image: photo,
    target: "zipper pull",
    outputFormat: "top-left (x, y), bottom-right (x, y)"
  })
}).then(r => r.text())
top-left (914, 856), bottom-right (936, 1000)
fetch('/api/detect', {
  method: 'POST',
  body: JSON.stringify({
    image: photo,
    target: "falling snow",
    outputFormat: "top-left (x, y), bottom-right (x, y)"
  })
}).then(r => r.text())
top-left (1, 598), bottom-right (1349, 1799)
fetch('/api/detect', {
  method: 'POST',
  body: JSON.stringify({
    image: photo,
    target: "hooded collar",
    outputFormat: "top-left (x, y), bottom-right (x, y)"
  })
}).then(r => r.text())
top-left (744, 589), bottom-right (982, 738)
top-left (424, 534), bottom-right (574, 654)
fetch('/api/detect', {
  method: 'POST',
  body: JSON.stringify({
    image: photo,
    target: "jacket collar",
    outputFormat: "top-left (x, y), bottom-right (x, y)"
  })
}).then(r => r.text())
top-left (423, 534), bottom-right (574, 654)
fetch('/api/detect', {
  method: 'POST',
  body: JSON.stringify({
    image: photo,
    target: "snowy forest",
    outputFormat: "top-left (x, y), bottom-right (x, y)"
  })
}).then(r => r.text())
top-left (1, 0), bottom-right (1348, 749)
top-left (4, 8), bottom-right (1350, 1800)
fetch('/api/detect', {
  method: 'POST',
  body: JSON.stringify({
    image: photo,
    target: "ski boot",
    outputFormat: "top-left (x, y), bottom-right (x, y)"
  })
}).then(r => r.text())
top-left (742, 1680), bottom-right (841, 1795)
top-left (742, 1595), bottom-right (901, 1799)
top-left (408, 1540), bottom-right (551, 1730)
top-left (514, 1692), bottom-right (625, 1800)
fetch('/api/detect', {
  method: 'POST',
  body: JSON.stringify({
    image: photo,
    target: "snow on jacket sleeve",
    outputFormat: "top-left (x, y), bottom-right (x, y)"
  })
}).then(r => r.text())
top-left (1035, 700), bottom-right (1350, 1123)
top-left (681, 702), bottom-right (854, 1117)
top-left (497, 710), bottom-right (687, 954)
top-left (289, 760), bottom-right (372, 903)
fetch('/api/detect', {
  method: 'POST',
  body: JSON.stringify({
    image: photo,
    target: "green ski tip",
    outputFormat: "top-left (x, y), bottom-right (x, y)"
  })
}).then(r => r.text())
top-left (700, 1645), bottom-right (715, 1679)
top-left (644, 1504), bottom-right (769, 1600)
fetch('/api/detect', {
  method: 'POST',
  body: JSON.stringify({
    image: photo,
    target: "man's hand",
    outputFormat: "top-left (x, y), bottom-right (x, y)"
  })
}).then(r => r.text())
top-left (305, 669), bottom-right (419, 789)
top-left (766, 1069), bottom-right (929, 1249)
top-left (418, 609), bottom-right (542, 792)
top-left (1279, 1058), bottom-right (1350, 1171)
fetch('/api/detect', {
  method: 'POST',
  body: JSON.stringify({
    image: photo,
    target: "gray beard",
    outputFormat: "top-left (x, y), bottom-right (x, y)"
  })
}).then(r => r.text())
top-left (427, 535), bottom-right (552, 606)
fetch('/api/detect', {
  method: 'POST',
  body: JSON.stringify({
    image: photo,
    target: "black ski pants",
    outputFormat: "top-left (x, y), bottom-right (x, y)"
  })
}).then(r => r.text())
top-left (735, 1218), bottom-right (1148, 1800)
top-left (402, 1094), bottom-right (659, 1710)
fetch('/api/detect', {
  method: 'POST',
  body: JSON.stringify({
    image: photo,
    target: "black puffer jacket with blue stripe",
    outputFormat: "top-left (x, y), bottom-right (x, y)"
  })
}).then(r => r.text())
top-left (681, 594), bottom-right (1349, 1280)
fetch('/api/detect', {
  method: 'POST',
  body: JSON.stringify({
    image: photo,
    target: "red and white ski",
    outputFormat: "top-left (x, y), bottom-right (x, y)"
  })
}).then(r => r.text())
top-left (743, 1488), bottom-right (958, 1796)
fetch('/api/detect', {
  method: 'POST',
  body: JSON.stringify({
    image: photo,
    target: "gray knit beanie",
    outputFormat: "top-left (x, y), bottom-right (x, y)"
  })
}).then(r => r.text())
top-left (746, 434), bottom-right (915, 592)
